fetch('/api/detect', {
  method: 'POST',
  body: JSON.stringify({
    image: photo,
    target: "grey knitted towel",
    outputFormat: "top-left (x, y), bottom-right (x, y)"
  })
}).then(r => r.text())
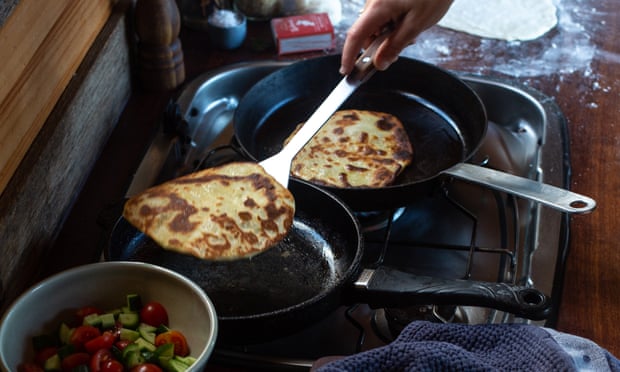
top-left (315, 321), bottom-right (620, 372)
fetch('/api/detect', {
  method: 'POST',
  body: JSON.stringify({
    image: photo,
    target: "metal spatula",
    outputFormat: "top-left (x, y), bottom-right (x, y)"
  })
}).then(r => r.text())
top-left (259, 33), bottom-right (389, 188)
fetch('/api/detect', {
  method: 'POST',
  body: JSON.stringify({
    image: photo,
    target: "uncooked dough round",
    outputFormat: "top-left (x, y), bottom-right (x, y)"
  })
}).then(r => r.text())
top-left (437, 0), bottom-right (558, 41)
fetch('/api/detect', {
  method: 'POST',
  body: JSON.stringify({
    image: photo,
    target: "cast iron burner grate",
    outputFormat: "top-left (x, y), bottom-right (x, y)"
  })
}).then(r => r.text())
top-left (363, 183), bottom-right (517, 282)
top-left (333, 177), bottom-right (521, 354)
top-left (358, 180), bottom-right (523, 344)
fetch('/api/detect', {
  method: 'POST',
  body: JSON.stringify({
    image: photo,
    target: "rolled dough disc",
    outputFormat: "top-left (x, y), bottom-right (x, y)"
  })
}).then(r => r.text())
top-left (437, 0), bottom-right (558, 41)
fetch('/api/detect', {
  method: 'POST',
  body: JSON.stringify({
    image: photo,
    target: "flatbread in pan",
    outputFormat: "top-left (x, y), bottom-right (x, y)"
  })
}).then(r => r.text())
top-left (285, 109), bottom-right (413, 188)
top-left (123, 162), bottom-right (295, 260)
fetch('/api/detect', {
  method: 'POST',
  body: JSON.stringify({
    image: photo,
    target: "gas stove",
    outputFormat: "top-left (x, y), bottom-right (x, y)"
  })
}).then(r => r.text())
top-left (118, 60), bottom-right (571, 369)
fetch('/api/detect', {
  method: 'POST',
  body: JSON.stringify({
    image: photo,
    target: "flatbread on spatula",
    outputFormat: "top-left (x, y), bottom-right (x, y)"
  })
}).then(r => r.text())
top-left (285, 109), bottom-right (413, 188)
top-left (123, 162), bottom-right (295, 261)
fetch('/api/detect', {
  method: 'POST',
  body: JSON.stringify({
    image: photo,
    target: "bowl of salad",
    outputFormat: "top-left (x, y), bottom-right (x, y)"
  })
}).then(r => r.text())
top-left (0, 261), bottom-right (218, 372)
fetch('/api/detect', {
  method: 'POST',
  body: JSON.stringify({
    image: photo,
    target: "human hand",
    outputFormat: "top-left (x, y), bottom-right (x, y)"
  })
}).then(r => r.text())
top-left (340, 0), bottom-right (454, 75)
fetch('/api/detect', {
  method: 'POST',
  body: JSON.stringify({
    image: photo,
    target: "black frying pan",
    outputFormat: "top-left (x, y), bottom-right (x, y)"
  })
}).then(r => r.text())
top-left (107, 178), bottom-right (551, 345)
top-left (233, 55), bottom-right (595, 213)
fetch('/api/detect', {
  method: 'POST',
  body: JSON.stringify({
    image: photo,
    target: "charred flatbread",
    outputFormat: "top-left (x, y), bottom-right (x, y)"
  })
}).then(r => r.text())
top-left (123, 162), bottom-right (295, 260)
top-left (286, 109), bottom-right (413, 188)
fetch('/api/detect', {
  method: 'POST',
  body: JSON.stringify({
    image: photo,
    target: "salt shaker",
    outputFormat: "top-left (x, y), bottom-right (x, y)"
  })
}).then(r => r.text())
top-left (207, 9), bottom-right (247, 50)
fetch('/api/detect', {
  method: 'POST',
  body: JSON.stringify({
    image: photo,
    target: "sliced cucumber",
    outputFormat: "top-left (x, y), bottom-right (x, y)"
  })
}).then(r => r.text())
top-left (174, 355), bottom-right (197, 366)
top-left (165, 358), bottom-right (191, 372)
top-left (82, 313), bottom-right (101, 327)
top-left (126, 293), bottom-right (143, 312)
top-left (134, 337), bottom-right (157, 352)
top-left (138, 323), bottom-right (158, 344)
top-left (99, 313), bottom-right (116, 329)
top-left (154, 343), bottom-right (174, 370)
top-left (122, 343), bottom-right (141, 359)
top-left (118, 312), bottom-right (140, 329)
top-left (155, 342), bottom-right (175, 367)
top-left (123, 343), bottom-right (146, 368)
top-left (155, 342), bottom-right (174, 359)
top-left (121, 306), bottom-right (137, 314)
top-left (140, 350), bottom-right (158, 364)
top-left (58, 323), bottom-right (73, 345)
top-left (119, 327), bottom-right (141, 342)
top-left (125, 351), bottom-right (146, 369)
top-left (43, 353), bottom-right (61, 371)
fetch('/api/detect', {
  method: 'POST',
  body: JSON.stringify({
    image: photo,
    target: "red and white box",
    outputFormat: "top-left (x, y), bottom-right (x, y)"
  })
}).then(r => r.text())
top-left (271, 13), bottom-right (335, 55)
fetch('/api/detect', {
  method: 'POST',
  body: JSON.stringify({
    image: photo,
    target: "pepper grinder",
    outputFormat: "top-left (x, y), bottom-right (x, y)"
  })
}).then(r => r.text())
top-left (135, 0), bottom-right (185, 91)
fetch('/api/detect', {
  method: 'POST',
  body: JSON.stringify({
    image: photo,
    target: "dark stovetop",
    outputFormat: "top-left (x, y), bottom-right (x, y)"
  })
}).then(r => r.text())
top-left (103, 61), bottom-right (572, 369)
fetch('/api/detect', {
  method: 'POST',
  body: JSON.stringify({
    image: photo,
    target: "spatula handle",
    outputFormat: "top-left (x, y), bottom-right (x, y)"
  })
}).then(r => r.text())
top-left (349, 28), bottom-right (392, 84)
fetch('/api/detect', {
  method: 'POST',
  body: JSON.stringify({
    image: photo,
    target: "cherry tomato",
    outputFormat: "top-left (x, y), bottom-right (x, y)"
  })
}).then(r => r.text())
top-left (114, 339), bottom-right (131, 350)
top-left (34, 346), bottom-right (58, 366)
top-left (85, 331), bottom-right (117, 353)
top-left (61, 352), bottom-right (90, 371)
top-left (70, 325), bottom-right (101, 350)
top-left (155, 331), bottom-right (189, 356)
top-left (139, 301), bottom-right (168, 327)
top-left (130, 363), bottom-right (163, 372)
top-left (101, 359), bottom-right (124, 372)
top-left (90, 349), bottom-right (115, 372)
top-left (17, 362), bottom-right (44, 372)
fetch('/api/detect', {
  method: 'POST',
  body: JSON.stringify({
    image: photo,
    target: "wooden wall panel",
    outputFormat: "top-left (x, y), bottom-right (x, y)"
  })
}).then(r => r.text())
top-left (0, 0), bottom-right (115, 195)
top-left (0, 0), bottom-right (132, 311)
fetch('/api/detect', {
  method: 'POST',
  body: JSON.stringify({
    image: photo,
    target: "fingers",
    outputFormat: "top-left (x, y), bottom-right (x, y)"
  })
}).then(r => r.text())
top-left (339, 23), bottom-right (368, 75)
top-left (340, 0), bottom-right (455, 75)
top-left (373, 10), bottom-right (426, 70)
top-left (373, 25), bottom-right (413, 71)
top-left (340, 1), bottom-right (394, 75)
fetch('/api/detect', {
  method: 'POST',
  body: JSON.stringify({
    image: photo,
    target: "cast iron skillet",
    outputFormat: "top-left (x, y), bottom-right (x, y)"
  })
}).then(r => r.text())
top-left (233, 55), bottom-right (595, 214)
top-left (107, 178), bottom-right (551, 345)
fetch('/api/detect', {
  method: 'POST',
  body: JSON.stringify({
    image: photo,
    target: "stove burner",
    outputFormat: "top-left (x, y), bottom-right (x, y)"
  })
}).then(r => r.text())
top-left (377, 305), bottom-right (467, 340)
top-left (386, 305), bottom-right (459, 325)
top-left (356, 208), bottom-right (406, 232)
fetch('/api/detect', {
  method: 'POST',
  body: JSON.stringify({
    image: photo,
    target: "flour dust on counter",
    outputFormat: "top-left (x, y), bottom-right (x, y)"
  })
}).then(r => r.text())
top-left (396, 0), bottom-right (613, 113)
top-left (406, 0), bottom-right (601, 78)
top-left (336, 0), bottom-right (599, 79)
top-left (437, 0), bottom-right (558, 41)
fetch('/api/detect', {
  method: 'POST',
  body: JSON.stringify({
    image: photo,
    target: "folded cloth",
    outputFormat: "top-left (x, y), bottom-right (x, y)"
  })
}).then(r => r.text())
top-left (545, 328), bottom-right (620, 372)
top-left (314, 321), bottom-right (620, 372)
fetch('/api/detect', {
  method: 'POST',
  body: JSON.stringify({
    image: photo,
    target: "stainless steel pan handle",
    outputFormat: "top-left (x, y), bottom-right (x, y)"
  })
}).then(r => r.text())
top-left (443, 163), bottom-right (596, 214)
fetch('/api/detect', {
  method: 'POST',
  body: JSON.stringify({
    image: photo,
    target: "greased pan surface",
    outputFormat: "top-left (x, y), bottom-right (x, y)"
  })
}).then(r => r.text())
top-left (107, 179), bottom-right (551, 345)
top-left (108, 179), bottom-right (364, 344)
top-left (233, 55), bottom-right (487, 211)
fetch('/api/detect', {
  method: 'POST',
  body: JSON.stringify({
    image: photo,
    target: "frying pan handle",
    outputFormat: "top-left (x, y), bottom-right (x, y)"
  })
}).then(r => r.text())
top-left (443, 163), bottom-right (596, 214)
top-left (353, 267), bottom-right (552, 320)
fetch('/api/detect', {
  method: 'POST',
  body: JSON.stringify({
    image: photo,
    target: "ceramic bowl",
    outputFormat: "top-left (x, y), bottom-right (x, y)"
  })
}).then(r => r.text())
top-left (207, 10), bottom-right (247, 50)
top-left (0, 261), bottom-right (218, 371)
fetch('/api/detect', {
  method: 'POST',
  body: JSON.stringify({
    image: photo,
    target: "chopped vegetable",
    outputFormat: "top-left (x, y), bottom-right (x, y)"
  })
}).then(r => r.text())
top-left (140, 302), bottom-right (169, 327)
top-left (127, 294), bottom-right (143, 312)
top-left (155, 331), bottom-right (189, 357)
top-left (138, 323), bottom-right (158, 344)
top-left (18, 294), bottom-right (194, 372)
